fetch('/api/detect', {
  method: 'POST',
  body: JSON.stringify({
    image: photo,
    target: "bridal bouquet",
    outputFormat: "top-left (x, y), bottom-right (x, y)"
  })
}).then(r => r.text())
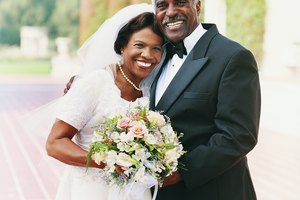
top-left (86, 99), bottom-right (185, 188)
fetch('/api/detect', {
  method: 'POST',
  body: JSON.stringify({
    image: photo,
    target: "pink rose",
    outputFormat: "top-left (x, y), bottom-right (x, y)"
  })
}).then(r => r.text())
top-left (117, 117), bottom-right (132, 129)
top-left (129, 122), bottom-right (147, 138)
top-left (131, 112), bottom-right (141, 121)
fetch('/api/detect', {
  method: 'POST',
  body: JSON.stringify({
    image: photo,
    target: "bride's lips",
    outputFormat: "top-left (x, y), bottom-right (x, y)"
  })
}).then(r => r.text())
top-left (136, 60), bottom-right (153, 69)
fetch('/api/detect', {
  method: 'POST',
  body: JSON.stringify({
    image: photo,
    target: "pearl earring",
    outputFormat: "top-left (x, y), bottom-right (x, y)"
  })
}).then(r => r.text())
top-left (119, 50), bottom-right (124, 65)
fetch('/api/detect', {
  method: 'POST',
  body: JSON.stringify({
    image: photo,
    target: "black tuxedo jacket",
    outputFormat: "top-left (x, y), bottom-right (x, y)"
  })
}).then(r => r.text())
top-left (150, 24), bottom-right (261, 200)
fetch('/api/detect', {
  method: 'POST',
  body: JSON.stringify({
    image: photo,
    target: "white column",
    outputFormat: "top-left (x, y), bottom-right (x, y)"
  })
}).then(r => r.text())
top-left (261, 0), bottom-right (300, 77)
top-left (204, 0), bottom-right (226, 35)
top-left (20, 26), bottom-right (49, 58)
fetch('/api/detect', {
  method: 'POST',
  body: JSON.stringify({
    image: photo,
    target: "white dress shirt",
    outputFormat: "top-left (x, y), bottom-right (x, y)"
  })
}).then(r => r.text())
top-left (155, 25), bottom-right (207, 105)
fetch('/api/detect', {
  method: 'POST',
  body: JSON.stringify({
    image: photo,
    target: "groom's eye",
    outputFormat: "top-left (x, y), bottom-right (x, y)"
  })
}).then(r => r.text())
top-left (156, 1), bottom-right (167, 10)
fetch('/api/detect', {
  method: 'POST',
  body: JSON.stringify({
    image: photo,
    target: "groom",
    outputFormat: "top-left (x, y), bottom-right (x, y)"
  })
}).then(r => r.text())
top-left (150, 0), bottom-right (260, 200)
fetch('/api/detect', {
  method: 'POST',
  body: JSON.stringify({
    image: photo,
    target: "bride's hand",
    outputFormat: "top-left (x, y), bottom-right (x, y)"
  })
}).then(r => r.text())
top-left (90, 160), bottom-right (106, 169)
top-left (115, 165), bottom-right (125, 174)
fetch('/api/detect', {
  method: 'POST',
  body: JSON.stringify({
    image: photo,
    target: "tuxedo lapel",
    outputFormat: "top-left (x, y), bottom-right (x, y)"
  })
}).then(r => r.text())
top-left (155, 57), bottom-right (208, 113)
top-left (153, 24), bottom-right (219, 113)
top-left (149, 69), bottom-right (160, 110)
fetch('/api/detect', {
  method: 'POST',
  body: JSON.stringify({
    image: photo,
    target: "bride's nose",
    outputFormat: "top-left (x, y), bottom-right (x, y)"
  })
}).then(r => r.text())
top-left (141, 48), bottom-right (153, 59)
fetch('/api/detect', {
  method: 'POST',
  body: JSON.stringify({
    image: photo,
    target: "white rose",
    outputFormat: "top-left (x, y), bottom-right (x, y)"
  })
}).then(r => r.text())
top-left (117, 142), bottom-right (126, 151)
top-left (160, 124), bottom-right (176, 143)
top-left (116, 153), bottom-right (133, 168)
top-left (143, 133), bottom-right (157, 145)
top-left (164, 149), bottom-right (180, 164)
top-left (120, 131), bottom-right (134, 143)
top-left (133, 148), bottom-right (148, 162)
top-left (109, 131), bottom-right (120, 142)
top-left (147, 111), bottom-right (166, 127)
top-left (153, 131), bottom-right (164, 146)
top-left (105, 150), bottom-right (117, 167)
top-left (117, 142), bottom-right (132, 152)
top-left (91, 152), bottom-right (106, 165)
top-left (160, 124), bottom-right (174, 135)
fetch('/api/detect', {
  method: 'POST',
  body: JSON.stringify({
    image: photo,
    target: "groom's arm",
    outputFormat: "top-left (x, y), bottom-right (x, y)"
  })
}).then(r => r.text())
top-left (179, 49), bottom-right (261, 190)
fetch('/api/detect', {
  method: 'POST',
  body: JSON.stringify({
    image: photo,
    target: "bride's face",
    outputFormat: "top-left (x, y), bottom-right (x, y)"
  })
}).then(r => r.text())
top-left (121, 27), bottom-right (163, 81)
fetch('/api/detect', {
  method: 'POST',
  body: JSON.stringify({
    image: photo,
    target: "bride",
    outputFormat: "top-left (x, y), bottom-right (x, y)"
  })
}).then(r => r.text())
top-left (45, 4), bottom-right (164, 200)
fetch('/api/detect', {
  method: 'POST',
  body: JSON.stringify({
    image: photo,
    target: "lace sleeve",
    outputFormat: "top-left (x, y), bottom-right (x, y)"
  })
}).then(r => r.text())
top-left (57, 69), bottom-right (112, 130)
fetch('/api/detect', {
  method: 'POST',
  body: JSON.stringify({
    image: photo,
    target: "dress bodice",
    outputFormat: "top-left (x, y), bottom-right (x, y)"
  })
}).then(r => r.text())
top-left (56, 66), bottom-right (128, 150)
top-left (54, 66), bottom-right (152, 200)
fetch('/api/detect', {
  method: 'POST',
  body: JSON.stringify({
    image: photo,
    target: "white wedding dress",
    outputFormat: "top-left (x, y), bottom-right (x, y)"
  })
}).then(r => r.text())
top-left (54, 65), bottom-right (152, 200)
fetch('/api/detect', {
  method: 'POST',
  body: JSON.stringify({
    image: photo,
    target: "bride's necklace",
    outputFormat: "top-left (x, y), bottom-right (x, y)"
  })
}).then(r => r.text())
top-left (118, 63), bottom-right (142, 91)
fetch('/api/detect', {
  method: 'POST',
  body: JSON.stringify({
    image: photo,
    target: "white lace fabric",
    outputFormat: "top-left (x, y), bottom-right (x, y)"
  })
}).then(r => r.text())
top-left (57, 65), bottom-right (124, 150)
top-left (54, 66), bottom-right (152, 200)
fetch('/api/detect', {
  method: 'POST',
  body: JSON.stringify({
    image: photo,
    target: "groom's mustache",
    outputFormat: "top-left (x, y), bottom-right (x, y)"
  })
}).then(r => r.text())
top-left (162, 15), bottom-right (186, 24)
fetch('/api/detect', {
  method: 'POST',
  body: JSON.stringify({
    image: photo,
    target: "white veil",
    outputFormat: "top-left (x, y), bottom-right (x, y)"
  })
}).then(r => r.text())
top-left (78, 3), bottom-right (154, 76)
top-left (77, 3), bottom-right (165, 97)
top-left (23, 3), bottom-right (156, 137)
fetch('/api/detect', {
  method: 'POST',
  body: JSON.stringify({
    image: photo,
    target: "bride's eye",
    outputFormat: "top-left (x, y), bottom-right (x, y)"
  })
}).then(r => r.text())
top-left (153, 46), bottom-right (162, 52)
top-left (134, 43), bottom-right (144, 49)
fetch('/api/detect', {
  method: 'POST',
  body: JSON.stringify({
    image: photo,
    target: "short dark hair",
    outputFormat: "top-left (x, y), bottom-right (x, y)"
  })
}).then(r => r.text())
top-left (114, 12), bottom-right (164, 55)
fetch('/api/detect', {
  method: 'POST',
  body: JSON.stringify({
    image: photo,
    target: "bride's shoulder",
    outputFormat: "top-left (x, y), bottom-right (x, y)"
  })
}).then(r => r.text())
top-left (77, 67), bottom-right (114, 85)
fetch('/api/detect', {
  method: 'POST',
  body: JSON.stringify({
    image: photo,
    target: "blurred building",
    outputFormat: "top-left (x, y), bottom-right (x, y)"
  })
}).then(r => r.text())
top-left (261, 0), bottom-right (300, 76)
top-left (20, 26), bottom-right (49, 58)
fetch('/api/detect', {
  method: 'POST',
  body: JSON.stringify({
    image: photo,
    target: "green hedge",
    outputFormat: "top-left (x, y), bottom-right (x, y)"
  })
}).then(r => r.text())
top-left (0, 28), bottom-right (20, 45)
top-left (226, 0), bottom-right (266, 64)
top-left (0, 58), bottom-right (51, 75)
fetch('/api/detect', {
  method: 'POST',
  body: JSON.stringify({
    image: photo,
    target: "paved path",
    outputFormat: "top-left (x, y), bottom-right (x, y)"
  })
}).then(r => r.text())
top-left (248, 73), bottom-right (300, 200)
top-left (0, 74), bottom-right (299, 199)
top-left (0, 79), bottom-right (65, 200)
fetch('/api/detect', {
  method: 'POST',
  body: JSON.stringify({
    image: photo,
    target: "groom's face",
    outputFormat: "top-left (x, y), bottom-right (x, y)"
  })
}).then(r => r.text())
top-left (154, 0), bottom-right (200, 44)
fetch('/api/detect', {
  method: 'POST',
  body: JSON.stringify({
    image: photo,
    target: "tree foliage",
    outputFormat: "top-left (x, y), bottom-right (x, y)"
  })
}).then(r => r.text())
top-left (0, 0), bottom-right (79, 47)
top-left (226, 0), bottom-right (266, 63)
top-left (79, 0), bottom-right (108, 44)
top-left (79, 0), bottom-right (150, 44)
top-left (49, 0), bottom-right (80, 48)
top-left (0, 0), bottom-right (266, 61)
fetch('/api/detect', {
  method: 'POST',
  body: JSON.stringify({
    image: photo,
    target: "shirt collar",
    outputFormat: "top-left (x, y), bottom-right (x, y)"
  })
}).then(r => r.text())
top-left (183, 24), bottom-right (207, 54)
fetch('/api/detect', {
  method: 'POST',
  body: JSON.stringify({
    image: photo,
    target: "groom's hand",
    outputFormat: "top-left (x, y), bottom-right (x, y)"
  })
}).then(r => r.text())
top-left (63, 75), bottom-right (76, 95)
top-left (162, 170), bottom-right (182, 187)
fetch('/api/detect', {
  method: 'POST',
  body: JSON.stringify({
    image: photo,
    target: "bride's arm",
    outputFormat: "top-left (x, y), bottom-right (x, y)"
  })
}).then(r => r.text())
top-left (46, 70), bottom-right (108, 168)
top-left (46, 119), bottom-right (105, 168)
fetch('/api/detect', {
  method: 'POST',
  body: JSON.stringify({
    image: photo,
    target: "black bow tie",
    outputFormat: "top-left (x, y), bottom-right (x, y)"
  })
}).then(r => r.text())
top-left (166, 41), bottom-right (187, 59)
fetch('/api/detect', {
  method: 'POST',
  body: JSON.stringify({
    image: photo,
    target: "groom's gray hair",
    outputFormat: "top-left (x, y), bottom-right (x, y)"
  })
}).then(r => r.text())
top-left (152, 0), bottom-right (199, 6)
